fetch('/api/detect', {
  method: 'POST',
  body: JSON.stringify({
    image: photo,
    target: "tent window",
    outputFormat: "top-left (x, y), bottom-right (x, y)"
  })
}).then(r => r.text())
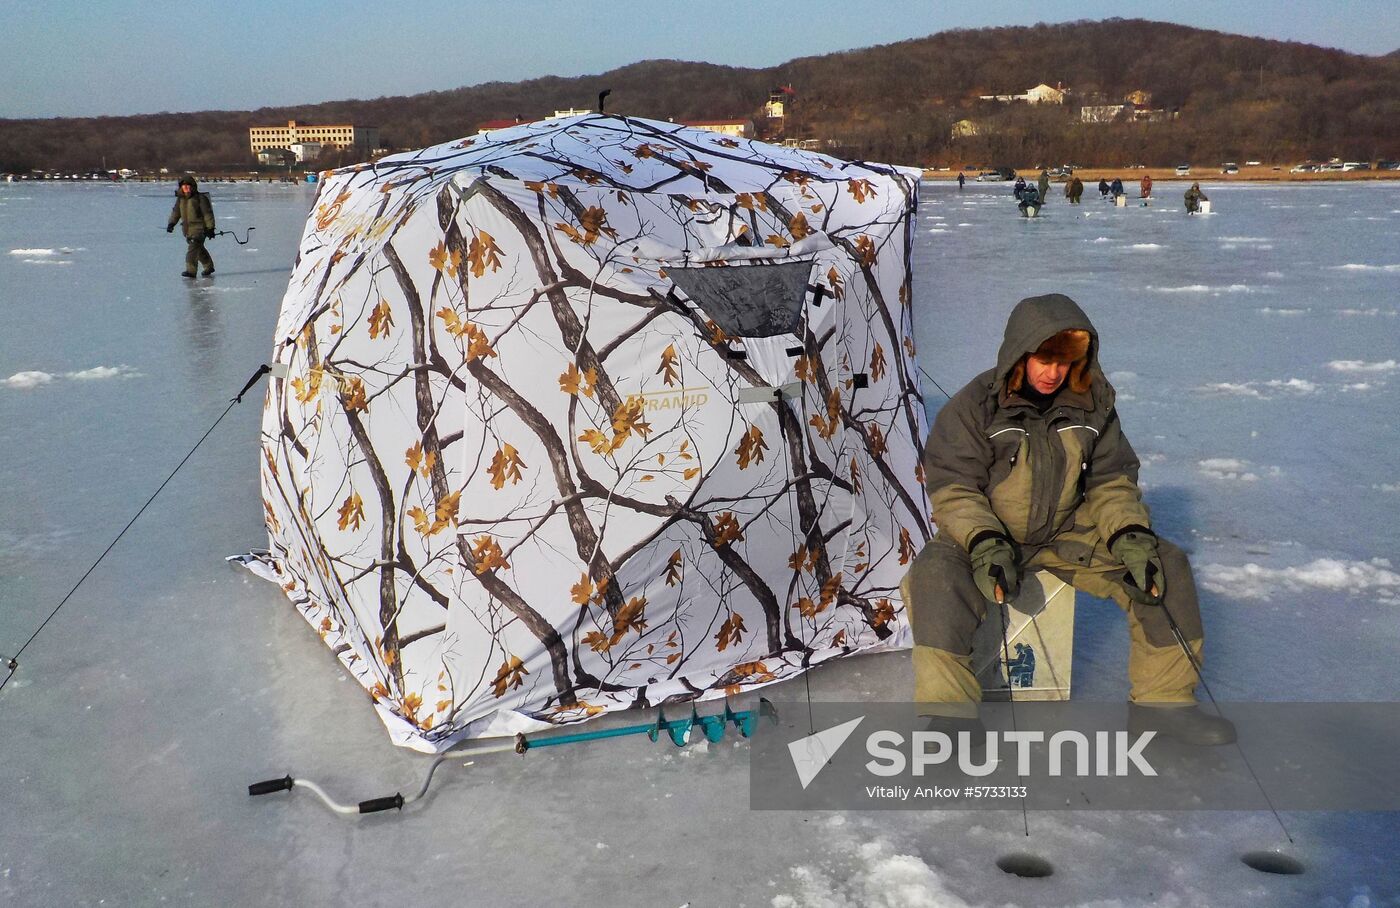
top-left (668, 261), bottom-right (812, 338)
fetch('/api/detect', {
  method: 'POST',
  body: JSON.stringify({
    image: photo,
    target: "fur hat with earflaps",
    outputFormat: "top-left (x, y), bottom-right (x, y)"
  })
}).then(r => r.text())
top-left (1007, 328), bottom-right (1093, 395)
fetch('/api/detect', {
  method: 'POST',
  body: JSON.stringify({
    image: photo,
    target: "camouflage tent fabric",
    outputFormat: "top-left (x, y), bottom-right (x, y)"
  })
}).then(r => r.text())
top-left (257, 114), bottom-right (931, 751)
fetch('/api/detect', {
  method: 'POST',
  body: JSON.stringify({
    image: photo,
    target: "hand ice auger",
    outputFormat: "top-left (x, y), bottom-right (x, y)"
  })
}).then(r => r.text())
top-left (210, 227), bottom-right (255, 244)
top-left (248, 699), bottom-right (778, 816)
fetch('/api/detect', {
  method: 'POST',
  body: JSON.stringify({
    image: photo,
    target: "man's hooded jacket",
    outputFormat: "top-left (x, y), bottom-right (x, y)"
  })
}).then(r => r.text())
top-left (923, 293), bottom-right (1151, 552)
top-left (167, 175), bottom-right (215, 239)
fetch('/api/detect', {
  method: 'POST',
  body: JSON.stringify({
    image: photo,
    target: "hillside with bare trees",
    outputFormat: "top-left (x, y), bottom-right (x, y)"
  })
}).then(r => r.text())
top-left (2, 19), bottom-right (1397, 173)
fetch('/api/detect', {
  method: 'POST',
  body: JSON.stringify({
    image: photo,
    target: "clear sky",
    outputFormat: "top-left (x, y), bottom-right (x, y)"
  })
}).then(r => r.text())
top-left (4, 0), bottom-right (1397, 119)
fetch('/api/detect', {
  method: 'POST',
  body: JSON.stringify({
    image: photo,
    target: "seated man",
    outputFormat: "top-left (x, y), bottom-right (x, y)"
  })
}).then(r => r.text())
top-left (904, 293), bottom-right (1234, 744)
top-left (1184, 182), bottom-right (1209, 214)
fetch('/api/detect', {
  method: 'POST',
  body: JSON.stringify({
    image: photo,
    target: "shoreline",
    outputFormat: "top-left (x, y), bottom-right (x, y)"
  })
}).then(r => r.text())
top-left (922, 165), bottom-right (1400, 183)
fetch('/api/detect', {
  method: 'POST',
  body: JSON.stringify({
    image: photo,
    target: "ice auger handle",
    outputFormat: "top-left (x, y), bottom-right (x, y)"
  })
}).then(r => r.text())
top-left (358, 793), bottom-right (405, 814)
top-left (248, 775), bottom-right (294, 796)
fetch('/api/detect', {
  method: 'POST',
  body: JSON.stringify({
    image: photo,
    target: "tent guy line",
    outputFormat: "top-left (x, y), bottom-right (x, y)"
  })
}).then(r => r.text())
top-left (0, 364), bottom-right (274, 696)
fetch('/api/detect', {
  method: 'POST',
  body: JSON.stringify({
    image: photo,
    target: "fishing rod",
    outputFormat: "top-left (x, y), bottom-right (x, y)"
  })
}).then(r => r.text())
top-left (0, 364), bottom-right (273, 695)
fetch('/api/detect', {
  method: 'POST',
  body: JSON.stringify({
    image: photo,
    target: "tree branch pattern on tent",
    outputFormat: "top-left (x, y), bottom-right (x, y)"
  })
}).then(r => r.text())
top-left (258, 115), bottom-right (931, 750)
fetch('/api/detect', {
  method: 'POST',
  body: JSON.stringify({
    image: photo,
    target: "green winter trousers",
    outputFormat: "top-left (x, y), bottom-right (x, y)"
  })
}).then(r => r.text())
top-left (903, 526), bottom-right (1205, 715)
top-left (184, 236), bottom-right (214, 274)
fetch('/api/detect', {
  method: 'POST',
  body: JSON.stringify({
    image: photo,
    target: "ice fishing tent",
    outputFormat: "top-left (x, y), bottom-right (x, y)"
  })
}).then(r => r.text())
top-left (256, 114), bottom-right (931, 751)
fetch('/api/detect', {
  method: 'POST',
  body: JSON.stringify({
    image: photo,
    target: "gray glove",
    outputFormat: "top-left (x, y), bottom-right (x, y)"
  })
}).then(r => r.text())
top-left (969, 533), bottom-right (1020, 604)
top-left (1110, 527), bottom-right (1165, 605)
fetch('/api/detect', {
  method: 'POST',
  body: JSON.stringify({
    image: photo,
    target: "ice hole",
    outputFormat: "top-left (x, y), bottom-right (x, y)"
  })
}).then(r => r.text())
top-left (1241, 851), bottom-right (1305, 875)
top-left (995, 852), bottom-right (1054, 878)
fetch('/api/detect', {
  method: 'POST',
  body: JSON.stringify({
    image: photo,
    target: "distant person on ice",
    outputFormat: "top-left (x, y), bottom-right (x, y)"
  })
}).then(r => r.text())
top-left (1184, 182), bottom-right (1209, 214)
top-left (166, 175), bottom-right (216, 277)
top-left (1098, 178), bottom-right (1110, 199)
top-left (1140, 174), bottom-right (1153, 198)
top-left (903, 293), bottom-right (1236, 745)
top-left (1037, 169), bottom-right (1051, 204)
top-left (1065, 176), bottom-right (1084, 204)
top-left (957, 171), bottom-right (966, 190)
top-left (1111, 177), bottom-right (1125, 198)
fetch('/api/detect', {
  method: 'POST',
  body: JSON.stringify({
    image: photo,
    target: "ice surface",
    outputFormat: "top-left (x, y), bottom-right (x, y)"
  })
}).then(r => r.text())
top-left (1, 180), bottom-right (1397, 905)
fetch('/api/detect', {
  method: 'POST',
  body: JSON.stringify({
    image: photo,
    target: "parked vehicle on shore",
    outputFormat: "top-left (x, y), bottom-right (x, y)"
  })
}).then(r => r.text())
top-left (1377, 159), bottom-right (1400, 171)
top-left (1290, 163), bottom-right (1319, 173)
top-left (1175, 164), bottom-right (1191, 175)
top-left (976, 167), bottom-right (1016, 182)
top-left (1221, 162), bottom-right (1239, 174)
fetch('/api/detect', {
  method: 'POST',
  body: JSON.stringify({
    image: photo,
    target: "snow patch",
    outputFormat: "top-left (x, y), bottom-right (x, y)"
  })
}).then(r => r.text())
top-left (1197, 379), bottom-right (1316, 398)
top-left (1256, 307), bottom-right (1308, 316)
top-left (1126, 243), bottom-right (1163, 250)
top-left (8, 247), bottom-right (81, 256)
top-left (1198, 458), bottom-right (1281, 482)
top-left (1090, 236), bottom-right (1112, 243)
top-left (2, 371), bottom-right (55, 389)
top-left (1108, 371), bottom-right (1137, 382)
top-left (772, 839), bottom-right (974, 908)
top-left (67, 365), bottom-right (140, 381)
top-left (1199, 558), bottom-right (1400, 602)
top-left (1146, 284), bottom-right (1256, 294)
top-left (1328, 359), bottom-right (1397, 373)
top-left (1331, 263), bottom-right (1400, 272)
top-left (2, 365), bottom-right (139, 390)
top-left (1375, 483), bottom-right (1400, 493)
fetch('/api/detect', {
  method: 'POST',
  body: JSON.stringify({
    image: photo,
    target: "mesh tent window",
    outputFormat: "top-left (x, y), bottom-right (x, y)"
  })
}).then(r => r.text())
top-left (667, 260), bottom-right (813, 338)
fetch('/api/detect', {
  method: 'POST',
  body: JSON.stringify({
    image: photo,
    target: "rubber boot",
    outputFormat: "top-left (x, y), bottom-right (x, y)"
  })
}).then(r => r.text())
top-left (1128, 704), bottom-right (1236, 746)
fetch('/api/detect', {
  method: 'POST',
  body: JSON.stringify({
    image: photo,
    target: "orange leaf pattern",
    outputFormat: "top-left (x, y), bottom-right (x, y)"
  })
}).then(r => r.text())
top-left (260, 117), bottom-right (931, 747)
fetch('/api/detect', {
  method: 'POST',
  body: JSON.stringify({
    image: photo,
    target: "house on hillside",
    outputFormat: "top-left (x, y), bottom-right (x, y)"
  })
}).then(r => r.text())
top-left (1080, 101), bottom-right (1175, 125)
top-left (1022, 83), bottom-right (1067, 104)
top-left (257, 148), bottom-right (294, 165)
top-left (1080, 104), bottom-right (1127, 124)
top-left (978, 83), bottom-right (1068, 105)
top-left (289, 142), bottom-right (324, 163)
top-left (477, 118), bottom-right (536, 136)
top-left (682, 120), bottom-right (754, 139)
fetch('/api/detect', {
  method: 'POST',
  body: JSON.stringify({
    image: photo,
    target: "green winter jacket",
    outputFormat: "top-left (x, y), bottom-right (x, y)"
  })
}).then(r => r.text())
top-left (168, 177), bottom-right (215, 238)
top-left (923, 293), bottom-right (1151, 552)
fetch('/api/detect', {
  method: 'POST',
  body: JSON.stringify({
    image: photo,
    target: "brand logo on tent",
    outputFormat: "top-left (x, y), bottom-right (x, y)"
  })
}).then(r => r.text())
top-left (626, 387), bottom-right (711, 413)
top-left (787, 716), bottom-right (865, 789)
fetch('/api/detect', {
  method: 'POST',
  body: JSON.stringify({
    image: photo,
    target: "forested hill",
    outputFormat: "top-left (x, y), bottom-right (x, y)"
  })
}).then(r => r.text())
top-left (3, 18), bottom-right (1397, 173)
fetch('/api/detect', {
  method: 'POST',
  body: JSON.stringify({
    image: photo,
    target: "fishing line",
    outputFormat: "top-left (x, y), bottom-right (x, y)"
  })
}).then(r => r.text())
top-left (996, 596), bottom-right (1031, 837)
top-left (1158, 598), bottom-right (1295, 844)
top-left (918, 365), bottom-right (952, 401)
top-left (0, 364), bottom-right (272, 695)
